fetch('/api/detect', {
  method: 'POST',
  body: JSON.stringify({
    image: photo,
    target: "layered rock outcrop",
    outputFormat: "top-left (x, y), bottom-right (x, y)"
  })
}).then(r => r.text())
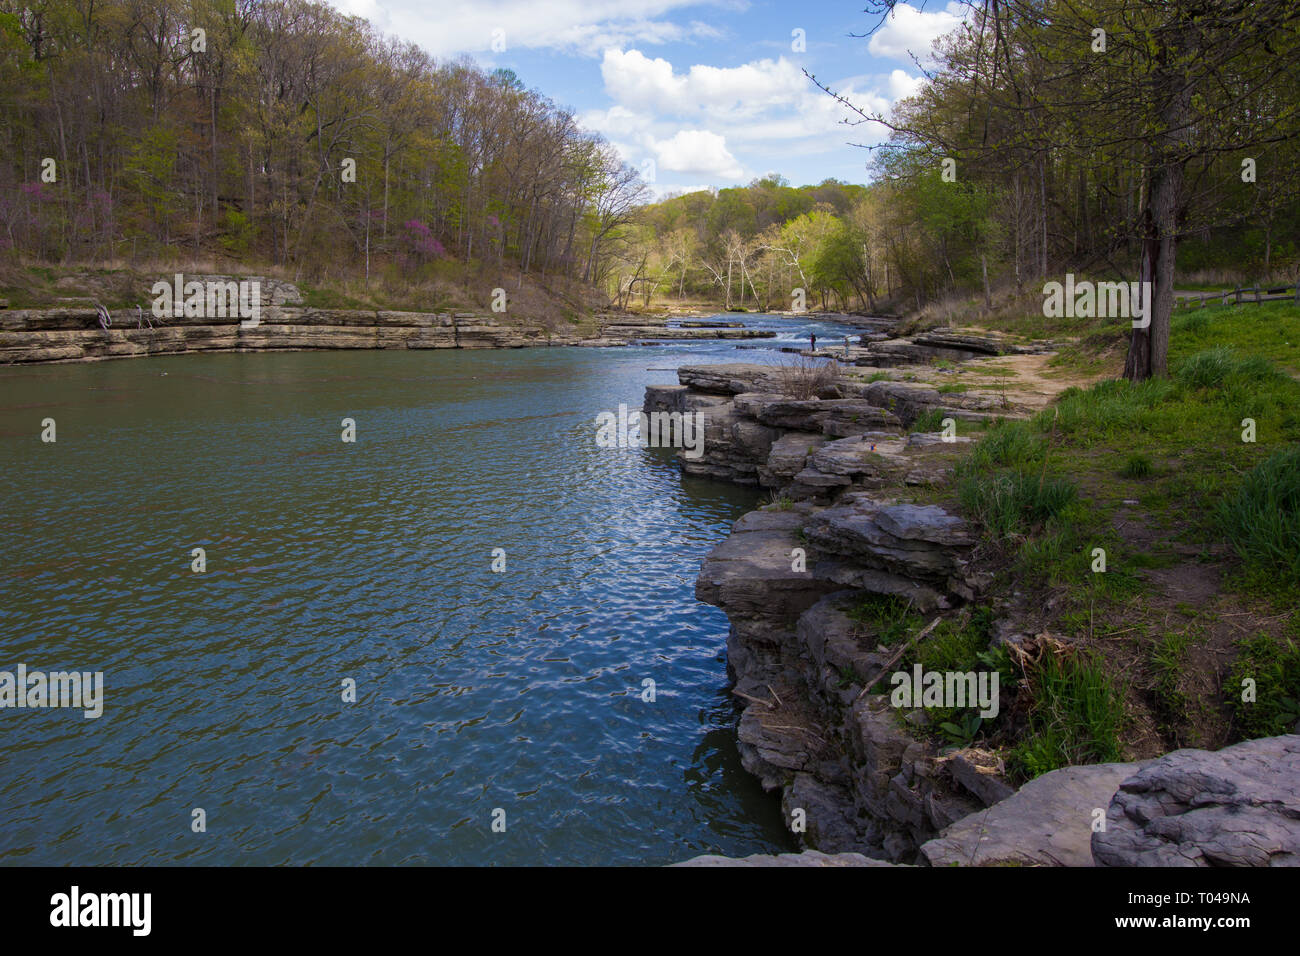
top-left (0, 277), bottom-right (775, 363)
top-left (656, 346), bottom-right (1300, 868)
top-left (1091, 735), bottom-right (1300, 867)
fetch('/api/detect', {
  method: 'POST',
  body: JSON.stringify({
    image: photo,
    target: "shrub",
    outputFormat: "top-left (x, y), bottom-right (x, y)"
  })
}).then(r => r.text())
top-left (773, 356), bottom-right (841, 399)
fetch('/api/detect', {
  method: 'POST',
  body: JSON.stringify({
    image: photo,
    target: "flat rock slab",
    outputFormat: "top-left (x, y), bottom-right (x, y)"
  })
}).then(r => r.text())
top-left (695, 506), bottom-right (840, 624)
top-left (921, 761), bottom-right (1141, 866)
top-left (675, 851), bottom-right (901, 867)
top-left (1092, 735), bottom-right (1300, 867)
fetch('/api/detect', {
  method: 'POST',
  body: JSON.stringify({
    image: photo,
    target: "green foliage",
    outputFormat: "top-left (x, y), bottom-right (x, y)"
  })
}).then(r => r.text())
top-left (1009, 651), bottom-right (1126, 779)
top-left (846, 593), bottom-right (923, 646)
top-left (909, 407), bottom-right (947, 433)
top-left (938, 712), bottom-right (983, 746)
top-left (1227, 633), bottom-right (1300, 739)
top-left (958, 470), bottom-right (1077, 539)
top-left (1216, 447), bottom-right (1300, 596)
top-left (218, 209), bottom-right (255, 255)
top-left (1119, 453), bottom-right (1153, 479)
top-left (911, 607), bottom-right (996, 673)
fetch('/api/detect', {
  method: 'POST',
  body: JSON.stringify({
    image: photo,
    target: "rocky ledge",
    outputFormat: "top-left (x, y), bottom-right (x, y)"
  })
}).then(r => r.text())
top-left (651, 343), bottom-right (1300, 867)
top-left (682, 734), bottom-right (1300, 866)
top-left (0, 276), bottom-right (774, 364)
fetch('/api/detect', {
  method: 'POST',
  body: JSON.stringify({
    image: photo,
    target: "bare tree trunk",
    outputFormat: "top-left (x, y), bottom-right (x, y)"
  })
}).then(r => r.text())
top-left (1124, 72), bottom-right (1189, 382)
top-left (1039, 158), bottom-right (1048, 279)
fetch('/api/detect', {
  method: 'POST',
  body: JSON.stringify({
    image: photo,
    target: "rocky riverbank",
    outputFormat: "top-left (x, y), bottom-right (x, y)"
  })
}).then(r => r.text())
top-left (0, 275), bottom-right (776, 364)
top-left (648, 330), bottom-right (1300, 866)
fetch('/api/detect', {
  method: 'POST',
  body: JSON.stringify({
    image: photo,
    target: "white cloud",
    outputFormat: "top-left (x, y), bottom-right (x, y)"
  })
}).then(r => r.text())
top-left (600, 48), bottom-right (806, 116)
top-left (888, 68), bottom-right (928, 101)
top-left (577, 45), bottom-right (928, 186)
top-left (327, 0), bottom-right (729, 58)
top-left (867, 2), bottom-right (966, 65)
top-left (651, 130), bottom-right (744, 179)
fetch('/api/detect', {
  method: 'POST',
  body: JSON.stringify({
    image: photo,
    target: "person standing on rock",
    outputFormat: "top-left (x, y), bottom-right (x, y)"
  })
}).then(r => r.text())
top-left (810, 333), bottom-right (817, 353)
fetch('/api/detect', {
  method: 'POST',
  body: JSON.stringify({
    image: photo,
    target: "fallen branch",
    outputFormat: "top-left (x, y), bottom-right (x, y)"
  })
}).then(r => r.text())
top-left (858, 615), bottom-right (943, 700)
top-left (732, 689), bottom-right (777, 709)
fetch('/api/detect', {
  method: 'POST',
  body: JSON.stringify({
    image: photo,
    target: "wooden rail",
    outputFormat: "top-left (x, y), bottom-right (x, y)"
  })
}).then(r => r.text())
top-left (1177, 282), bottom-right (1300, 308)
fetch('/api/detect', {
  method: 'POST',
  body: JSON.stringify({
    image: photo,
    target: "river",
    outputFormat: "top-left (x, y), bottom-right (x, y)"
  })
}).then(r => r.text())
top-left (0, 313), bottom-right (858, 865)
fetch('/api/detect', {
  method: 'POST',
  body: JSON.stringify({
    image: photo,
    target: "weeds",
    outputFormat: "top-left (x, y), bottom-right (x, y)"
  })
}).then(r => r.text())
top-left (771, 356), bottom-right (842, 398)
top-left (1008, 650), bottom-right (1125, 779)
top-left (1227, 632), bottom-right (1300, 739)
top-left (1216, 446), bottom-right (1300, 597)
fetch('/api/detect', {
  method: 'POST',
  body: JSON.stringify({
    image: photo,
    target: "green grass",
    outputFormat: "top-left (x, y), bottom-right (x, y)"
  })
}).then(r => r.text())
top-left (951, 329), bottom-right (1300, 601)
top-left (1215, 446), bottom-right (1300, 598)
top-left (1226, 632), bottom-right (1300, 739)
top-left (1119, 453), bottom-right (1153, 479)
top-left (893, 606), bottom-right (1003, 741)
top-left (1008, 651), bottom-right (1126, 779)
top-left (1169, 301), bottom-right (1300, 375)
top-left (937, 301), bottom-right (1300, 772)
top-left (909, 408), bottom-right (948, 433)
top-left (957, 470), bottom-right (1077, 538)
top-left (297, 284), bottom-right (373, 310)
top-left (962, 425), bottom-right (1045, 472)
top-left (846, 593), bottom-right (923, 646)
top-left (907, 606), bottom-right (997, 673)
top-left (1149, 632), bottom-right (1191, 722)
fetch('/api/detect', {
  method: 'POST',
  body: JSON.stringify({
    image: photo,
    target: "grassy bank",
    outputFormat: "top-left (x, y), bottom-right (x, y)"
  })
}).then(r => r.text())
top-left (889, 300), bottom-right (1300, 779)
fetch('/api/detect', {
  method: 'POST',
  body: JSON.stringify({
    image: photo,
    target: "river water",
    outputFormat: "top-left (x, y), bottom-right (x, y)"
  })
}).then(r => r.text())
top-left (0, 313), bottom-right (856, 865)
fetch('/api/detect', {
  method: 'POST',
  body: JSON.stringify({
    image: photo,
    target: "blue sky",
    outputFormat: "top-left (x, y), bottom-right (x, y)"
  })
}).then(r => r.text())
top-left (327, 1), bottom-right (967, 194)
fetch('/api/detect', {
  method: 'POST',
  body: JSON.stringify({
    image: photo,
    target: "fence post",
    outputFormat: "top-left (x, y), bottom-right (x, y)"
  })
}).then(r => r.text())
top-left (1234, 286), bottom-right (1241, 304)
top-left (1255, 285), bottom-right (1261, 303)
top-left (1295, 280), bottom-right (1299, 304)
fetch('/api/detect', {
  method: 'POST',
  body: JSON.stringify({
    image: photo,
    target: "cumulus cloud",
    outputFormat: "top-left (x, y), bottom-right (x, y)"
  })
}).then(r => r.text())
top-left (651, 130), bottom-right (744, 178)
top-left (326, 0), bottom-right (726, 58)
top-left (600, 48), bottom-right (806, 116)
top-left (867, 2), bottom-right (966, 65)
top-left (576, 43), bottom-right (930, 185)
top-left (888, 68), bottom-right (928, 101)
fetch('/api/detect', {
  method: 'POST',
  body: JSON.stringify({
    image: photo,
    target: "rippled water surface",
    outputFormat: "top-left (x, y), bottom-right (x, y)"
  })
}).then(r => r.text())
top-left (0, 314), bottom-right (855, 865)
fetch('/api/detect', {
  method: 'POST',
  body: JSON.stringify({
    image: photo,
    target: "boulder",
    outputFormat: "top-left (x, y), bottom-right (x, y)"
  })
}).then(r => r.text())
top-left (921, 761), bottom-right (1142, 866)
top-left (1092, 735), bottom-right (1300, 867)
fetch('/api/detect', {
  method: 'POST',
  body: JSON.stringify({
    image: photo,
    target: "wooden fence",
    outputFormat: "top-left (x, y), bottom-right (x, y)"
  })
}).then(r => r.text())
top-left (1178, 282), bottom-right (1300, 308)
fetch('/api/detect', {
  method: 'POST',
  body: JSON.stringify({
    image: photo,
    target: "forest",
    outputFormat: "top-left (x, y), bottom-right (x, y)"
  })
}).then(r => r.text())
top-left (618, 1), bottom-right (1300, 381)
top-left (3, 0), bottom-right (1300, 374)
top-left (622, 6), bottom-right (1300, 315)
top-left (0, 0), bottom-right (646, 289)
